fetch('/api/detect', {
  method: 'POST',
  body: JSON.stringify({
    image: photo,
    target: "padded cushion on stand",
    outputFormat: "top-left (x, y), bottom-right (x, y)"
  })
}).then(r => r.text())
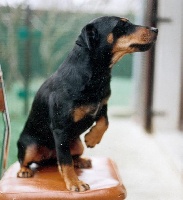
top-left (0, 157), bottom-right (126, 200)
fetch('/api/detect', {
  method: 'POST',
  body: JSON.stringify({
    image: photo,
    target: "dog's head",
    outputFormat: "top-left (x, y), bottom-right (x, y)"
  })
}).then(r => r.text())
top-left (77, 16), bottom-right (158, 66)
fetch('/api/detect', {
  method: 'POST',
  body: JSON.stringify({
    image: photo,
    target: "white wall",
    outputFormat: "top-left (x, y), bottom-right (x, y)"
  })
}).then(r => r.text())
top-left (153, 0), bottom-right (183, 131)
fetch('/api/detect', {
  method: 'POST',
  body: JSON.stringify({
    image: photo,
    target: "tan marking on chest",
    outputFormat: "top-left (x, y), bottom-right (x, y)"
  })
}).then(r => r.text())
top-left (73, 105), bottom-right (96, 122)
top-left (73, 96), bottom-right (110, 122)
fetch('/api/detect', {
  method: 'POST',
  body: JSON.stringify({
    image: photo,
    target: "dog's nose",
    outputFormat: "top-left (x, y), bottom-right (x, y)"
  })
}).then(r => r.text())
top-left (151, 27), bottom-right (158, 33)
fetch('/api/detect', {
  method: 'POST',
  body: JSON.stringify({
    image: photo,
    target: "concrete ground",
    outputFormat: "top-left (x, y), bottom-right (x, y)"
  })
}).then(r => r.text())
top-left (82, 117), bottom-right (183, 200)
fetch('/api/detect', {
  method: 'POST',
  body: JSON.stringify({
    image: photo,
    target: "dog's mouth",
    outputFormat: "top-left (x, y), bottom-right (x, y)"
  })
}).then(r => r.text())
top-left (129, 26), bottom-right (158, 52)
top-left (130, 42), bottom-right (155, 52)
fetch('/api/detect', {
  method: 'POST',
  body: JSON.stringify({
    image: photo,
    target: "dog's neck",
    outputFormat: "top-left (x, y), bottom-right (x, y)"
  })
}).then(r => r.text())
top-left (75, 41), bottom-right (112, 73)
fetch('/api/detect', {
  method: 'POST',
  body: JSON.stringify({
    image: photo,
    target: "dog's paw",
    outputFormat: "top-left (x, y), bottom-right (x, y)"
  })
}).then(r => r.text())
top-left (17, 167), bottom-right (34, 178)
top-left (74, 157), bottom-right (92, 169)
top-left (84, 132), bottom-right (101, 148)
top-left (66, 180), bottom-right (90, 192)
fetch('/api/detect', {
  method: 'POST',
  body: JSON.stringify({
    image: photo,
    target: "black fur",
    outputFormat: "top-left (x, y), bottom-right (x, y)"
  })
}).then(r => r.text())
top-left (17, 16), bottom-right (158, 170)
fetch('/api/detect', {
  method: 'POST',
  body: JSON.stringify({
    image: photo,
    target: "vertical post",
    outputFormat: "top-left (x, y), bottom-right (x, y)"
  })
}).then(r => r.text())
top-left (180, 68), bottom-right (183, 131)
top-left (144, 0), bottom-right (158, 133)
top-left (179, 9), bottom-right (183, 131)
top-left (24, 6), bottom-right (31, 115)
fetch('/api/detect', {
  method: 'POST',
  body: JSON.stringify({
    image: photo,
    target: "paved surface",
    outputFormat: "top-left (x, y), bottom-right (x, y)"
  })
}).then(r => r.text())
top-left (82, 117), bottom-right (183, 200)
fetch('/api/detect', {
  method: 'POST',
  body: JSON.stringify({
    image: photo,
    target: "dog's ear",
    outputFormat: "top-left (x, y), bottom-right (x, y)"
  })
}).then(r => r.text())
top-left (84, 24), bottom-right (99, 50)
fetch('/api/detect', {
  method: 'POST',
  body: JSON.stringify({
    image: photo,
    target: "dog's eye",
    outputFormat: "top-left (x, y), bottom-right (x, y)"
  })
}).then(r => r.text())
top-left (122, 21), bottom-right (128, 26)
top-left (121, 18), bottom-right (130, 26)
top-left (117, 20), bottom-right (129, 30)
top-left (122, 20), bottom-right (131, 28)
top-left (115, 27), bottom-right (126, 36)
top-left (113, 20), bottom-right (130, 37)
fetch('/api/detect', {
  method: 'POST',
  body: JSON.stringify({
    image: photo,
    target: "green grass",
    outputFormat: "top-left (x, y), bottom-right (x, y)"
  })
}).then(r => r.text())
top-left (0, 77), bottom-right (133, 167)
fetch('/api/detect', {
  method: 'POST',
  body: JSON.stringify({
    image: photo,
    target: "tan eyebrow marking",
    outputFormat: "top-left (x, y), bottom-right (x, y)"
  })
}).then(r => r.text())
top-left (107, 33), bottom-right (114, 44)
top-left (121, 18), bottom-right (129, 22)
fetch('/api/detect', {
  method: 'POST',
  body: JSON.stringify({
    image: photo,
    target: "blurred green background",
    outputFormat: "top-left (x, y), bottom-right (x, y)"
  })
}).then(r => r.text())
top-left (0, 6), bottom-right (134, 166)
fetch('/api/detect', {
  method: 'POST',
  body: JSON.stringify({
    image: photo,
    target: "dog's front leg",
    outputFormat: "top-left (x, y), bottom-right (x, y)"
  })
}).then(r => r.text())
top-left (49, 96), bottom-right (90, 192)
top-left (85, 104), bottom-right (108, 148)
top-left (53, 128), bottom-right (90, 192)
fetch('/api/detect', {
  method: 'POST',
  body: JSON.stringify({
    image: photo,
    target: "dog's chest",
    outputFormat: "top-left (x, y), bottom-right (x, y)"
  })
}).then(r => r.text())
top-left (73, 80), bottom-right (110, 122)
top-left (88, 103), bottom-right (101, 117)
top-left (73, 99), bottom-right (107, 123)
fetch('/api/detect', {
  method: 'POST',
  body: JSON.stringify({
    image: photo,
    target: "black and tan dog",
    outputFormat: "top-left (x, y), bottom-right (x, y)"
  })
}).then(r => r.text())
top-left (17, 16), bottom-right (158, 192)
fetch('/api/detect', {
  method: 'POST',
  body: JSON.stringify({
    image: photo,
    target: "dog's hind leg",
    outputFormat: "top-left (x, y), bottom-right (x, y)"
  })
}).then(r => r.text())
top-left (70, 138), bottom-right (92, 169)
top-left (17, 142), bottom-right (54, 178)
top-left (17, 143), bottom-right (41, 178)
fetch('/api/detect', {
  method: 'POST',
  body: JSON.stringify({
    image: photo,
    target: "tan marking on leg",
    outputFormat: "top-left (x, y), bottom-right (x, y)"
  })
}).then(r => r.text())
top-left (70, 138), bottom-right (92, 169)
top-left (59, 163), bottom-right (90, 192)
top-left (85, 116), bottom-right (108, 148)
top-left (58, 165), bottom-right (63, 175)
top-left (70, 138), bottom-right (84, 156)
top-left (17, 144), bottom-right (38, 178)
top-left (37, 146), bottom-right (56, 160)
top-left (73, 157), bottom-right (92, 169)
top-left (17, 144), bottom-right (55, 178)
top-left (17, 166), bottom-right (34, 178)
